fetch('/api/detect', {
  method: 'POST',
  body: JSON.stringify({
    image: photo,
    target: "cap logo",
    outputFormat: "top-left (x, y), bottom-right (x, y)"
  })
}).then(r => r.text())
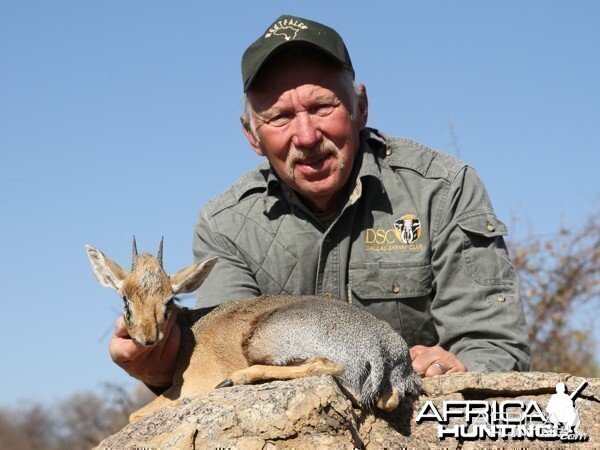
top-left (264, 18), bottom-right (308, 41)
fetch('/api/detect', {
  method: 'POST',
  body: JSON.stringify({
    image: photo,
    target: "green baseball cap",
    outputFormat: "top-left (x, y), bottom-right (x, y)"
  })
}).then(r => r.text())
top-left (242, 15), bottom-right (355, 91)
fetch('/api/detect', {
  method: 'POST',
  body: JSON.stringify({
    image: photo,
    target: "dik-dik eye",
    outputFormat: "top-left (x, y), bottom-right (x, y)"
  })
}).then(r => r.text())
top-left (122, 296), bottom-right (132, 325)
top-left (166, 296), bottom-right (179, 307)
top-left (164, 297), bottom-right (178, 320)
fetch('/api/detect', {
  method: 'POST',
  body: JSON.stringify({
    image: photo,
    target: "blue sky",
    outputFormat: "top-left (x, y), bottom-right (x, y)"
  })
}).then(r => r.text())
top-left (1, 1), bottom-right (598, 407)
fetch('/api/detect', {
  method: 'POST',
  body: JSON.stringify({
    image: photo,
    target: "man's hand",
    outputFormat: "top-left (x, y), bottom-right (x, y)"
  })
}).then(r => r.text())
top-left (109, 309), bottom-right (180, 389)
top-left (410, 345), bottom-right (467, 377)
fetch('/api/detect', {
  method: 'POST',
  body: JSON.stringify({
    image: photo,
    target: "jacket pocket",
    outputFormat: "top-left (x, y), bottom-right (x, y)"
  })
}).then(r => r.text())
top-left (456, 211), bottom-right (516, 285)
top-left (348, 261), bottom-right (436, 346)
top-left (349, 260), bottom-right (433, 299)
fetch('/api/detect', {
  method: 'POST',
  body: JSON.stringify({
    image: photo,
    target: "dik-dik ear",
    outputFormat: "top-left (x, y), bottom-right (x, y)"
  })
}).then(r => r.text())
top-left (170, 257), bottom-right (218, 295)
top-left (85, 245), bottom-right (128, 291)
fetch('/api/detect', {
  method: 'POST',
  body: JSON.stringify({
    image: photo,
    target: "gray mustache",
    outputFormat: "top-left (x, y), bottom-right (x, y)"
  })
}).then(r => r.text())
top-left (286, 138), bottom-right (343, 179)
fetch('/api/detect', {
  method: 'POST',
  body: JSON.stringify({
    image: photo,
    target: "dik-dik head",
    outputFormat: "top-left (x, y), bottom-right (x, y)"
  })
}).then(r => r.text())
top-left (86, 237), bottom-right (217, 346)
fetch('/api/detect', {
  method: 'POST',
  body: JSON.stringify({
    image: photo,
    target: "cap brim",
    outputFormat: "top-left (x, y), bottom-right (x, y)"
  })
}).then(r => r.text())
top-left (244, 40), bottom-right (351, 91)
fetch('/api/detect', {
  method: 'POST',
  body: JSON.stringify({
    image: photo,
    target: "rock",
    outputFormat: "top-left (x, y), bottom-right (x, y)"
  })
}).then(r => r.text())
top-left (97, 372), bottom-right (599, 449)
top-left (98, 376), bottom-right (359, 449)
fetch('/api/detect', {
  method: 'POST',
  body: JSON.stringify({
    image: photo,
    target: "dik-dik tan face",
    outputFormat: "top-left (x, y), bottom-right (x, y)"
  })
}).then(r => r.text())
top-left (120, 255), bottom-right (175, 346)
top-left (85, 240), bottom-right (217, 347)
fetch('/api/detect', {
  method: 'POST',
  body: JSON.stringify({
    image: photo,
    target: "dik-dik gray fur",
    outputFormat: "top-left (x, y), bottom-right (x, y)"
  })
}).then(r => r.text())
top-left (86, 237), bottom-right (421, 422)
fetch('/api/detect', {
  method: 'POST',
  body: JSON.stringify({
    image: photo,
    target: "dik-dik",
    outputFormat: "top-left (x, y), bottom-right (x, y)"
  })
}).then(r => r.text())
top-left (86, 238), bottom-right (421, 422)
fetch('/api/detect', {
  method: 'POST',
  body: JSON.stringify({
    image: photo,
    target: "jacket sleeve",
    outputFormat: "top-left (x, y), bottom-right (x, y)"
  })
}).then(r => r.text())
top-left (430, 166), bottom-right (531, 372)
top-left (192, 206), bottom-right (261, 308)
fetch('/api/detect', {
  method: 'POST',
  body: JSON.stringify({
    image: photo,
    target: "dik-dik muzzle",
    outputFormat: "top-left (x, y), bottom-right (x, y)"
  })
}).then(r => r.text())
top-left (86, 236), bottom-right (217, 346)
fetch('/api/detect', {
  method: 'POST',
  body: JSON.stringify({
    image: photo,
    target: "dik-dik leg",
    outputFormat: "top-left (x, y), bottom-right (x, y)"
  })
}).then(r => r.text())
top-left (215, 357), bottom-right (344, 387)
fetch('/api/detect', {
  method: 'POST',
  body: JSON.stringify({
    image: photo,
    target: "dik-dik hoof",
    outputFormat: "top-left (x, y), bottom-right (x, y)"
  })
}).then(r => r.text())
top-left (376, 387), bottom-right (401, 412)
top-left (215, 379), bottom-right (234, 389)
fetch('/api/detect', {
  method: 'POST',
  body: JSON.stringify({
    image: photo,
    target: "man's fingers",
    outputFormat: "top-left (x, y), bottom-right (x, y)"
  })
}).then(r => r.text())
top-left (113, 316), bottom-right (130, 338)
top-left (410, 345), bottom-right (468, 377)
top-left (108, 337), bottom-right (135, 365)
top-left (109, 317), bottom-right (149, 364)
top-left (425, 361), bottom-right (447, 377)
top-left (109, 338), bottom-right (144, 364)
top-left (409, 345), bottom-right (426, 361)
top-left (411, 348), bottom-right (441, 375)
top-left (110, 310), bottom-right (180, 365)
top-left (107, 311), bottom-right (178, 389)
top-left (410, 345), bottom-right (430, 374)
top-left (446, 360), bottom-right (468, 374)
top-left (110, 316), bottom-right (139, 363)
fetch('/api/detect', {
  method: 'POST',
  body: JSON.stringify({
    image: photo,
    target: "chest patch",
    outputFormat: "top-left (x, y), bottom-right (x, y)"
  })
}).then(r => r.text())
top-left (364, 214), bottom-right (424, 252)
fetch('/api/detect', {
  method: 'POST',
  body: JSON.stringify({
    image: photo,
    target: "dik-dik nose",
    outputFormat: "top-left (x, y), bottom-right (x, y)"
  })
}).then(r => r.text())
top-left (140, 331), bottom-right (163, 347)
top-left (141, 338), bottom-right (157, 346)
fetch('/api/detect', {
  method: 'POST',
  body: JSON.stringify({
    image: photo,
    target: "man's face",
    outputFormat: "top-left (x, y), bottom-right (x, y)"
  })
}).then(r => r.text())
top-left (244, 55), bottom-right (367, 212)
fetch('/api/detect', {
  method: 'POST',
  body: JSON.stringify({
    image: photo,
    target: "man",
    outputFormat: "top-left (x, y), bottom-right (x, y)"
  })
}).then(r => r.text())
top-left (110, 15), bottom-right (530, 392)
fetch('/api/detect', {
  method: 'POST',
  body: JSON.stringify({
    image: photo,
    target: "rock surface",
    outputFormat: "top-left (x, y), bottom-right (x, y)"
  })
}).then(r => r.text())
top-left (97, 372), bottom-right (599, 449)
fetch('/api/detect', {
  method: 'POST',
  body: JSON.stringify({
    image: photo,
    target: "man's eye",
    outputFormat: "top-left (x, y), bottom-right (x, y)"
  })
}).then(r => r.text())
top-left (311, 103), bottom-right (336, 115)
top-left (267, 114), bottom-right (293, 126)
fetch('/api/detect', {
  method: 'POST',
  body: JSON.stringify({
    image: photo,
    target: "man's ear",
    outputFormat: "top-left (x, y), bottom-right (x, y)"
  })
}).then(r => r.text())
top-left (170, 257), bottom-right (218, 295)
top-left (240, 116), bottom-right (265, 156)
top-left (85, 245), bottom-right (127, 291)
top-left (356, 83), bottom-right (369, 129)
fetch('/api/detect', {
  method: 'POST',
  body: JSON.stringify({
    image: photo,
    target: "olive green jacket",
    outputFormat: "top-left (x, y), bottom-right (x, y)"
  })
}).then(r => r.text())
top-left (193, 128), bottom-right (531, 372)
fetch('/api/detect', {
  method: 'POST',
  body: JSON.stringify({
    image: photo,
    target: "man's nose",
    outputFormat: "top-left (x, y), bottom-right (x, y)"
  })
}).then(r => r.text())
top-left (292, 112), bottom-right (322, 149)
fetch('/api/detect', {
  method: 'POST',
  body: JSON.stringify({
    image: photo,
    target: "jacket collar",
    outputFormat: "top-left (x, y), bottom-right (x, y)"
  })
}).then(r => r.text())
top-left (356, 127), bottom-right (385, 182)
